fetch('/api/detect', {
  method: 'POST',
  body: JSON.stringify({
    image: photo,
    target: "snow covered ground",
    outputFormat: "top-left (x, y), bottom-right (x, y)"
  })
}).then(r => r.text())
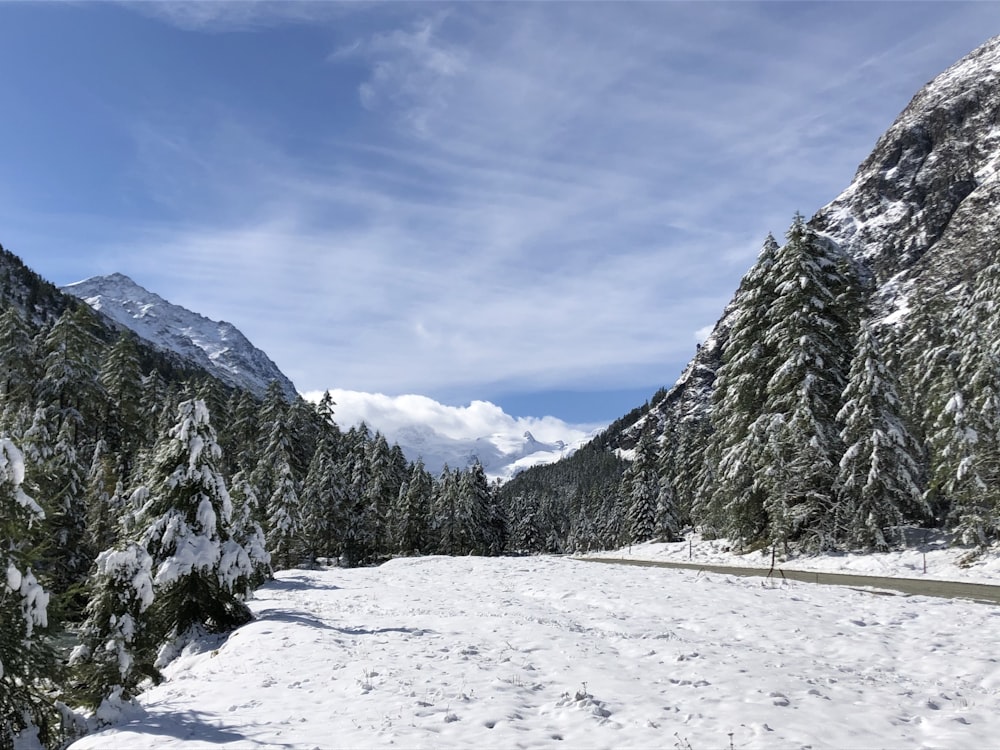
top-left (70, 554), bottom-right (1000, 750)
top-left (586, 533), bottom-right (1000, 584)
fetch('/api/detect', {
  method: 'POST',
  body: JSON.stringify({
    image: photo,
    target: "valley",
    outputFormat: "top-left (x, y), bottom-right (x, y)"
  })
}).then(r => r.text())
top-left (70, 555), bottom-right (1000, 750)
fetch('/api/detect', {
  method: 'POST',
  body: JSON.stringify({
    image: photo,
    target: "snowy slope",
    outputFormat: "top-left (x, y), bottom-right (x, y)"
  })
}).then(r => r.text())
top-left (63, 273), bottom-right (297, 400)
top-left (70, 556), bottom-right (1000, 750)
top-left (616, 33), bottom-right (1000, 448)
top-left (813, 33), bottom-right (1000, 312)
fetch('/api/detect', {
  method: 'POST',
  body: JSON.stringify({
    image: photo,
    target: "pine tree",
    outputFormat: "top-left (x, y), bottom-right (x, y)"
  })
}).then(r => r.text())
top-left (430, 467), bottom-right (461, 555)
top-left (224, 390), bottom-right (261, 477)
top-left (507, 492), bottom-right (541, 553)
top-left (622, 428), bottom-right (659, 545)
top-left (0, 438), bottom-right (57, 749)
top-left (138, 371), bottom-right (168, 444)
top-left (299, 434), bottom-right (343, 564)
top-left (257, 413), bottom-right (303, 571)
top-left (665, 412), bottom-right (707, 529)
top-left (836, 322), bottom-right (927, 549)
top-left (69, 543), bottom-right (157, 712)
top-left (0, 307), bottom-right (38, 413)
top-left (757, 215), bottom-right (856, 549)
top-left (927, 324), bottom-right (1000, 548)
top-left (654, 437), bottom-right (682, 542)
top-left (265, 456), bottom-right (301, 571)
top-left (37, 304), bottom-right (105, 430)
top-left (229, 473), bottom-right (272, 588)
top-left (99, 332), bottom-right (143, 460)
top-left (484, 476), bottom-right (508, 556)
top-left (942, 264), bottom-right (1000, 546)
top-left (314, 390), bottom-right (337, 429)
top-left (457, 461), bottom-right (494, 555)
top-left (703, 233), bottom-right (781, 541)
top-left (906, 291), bottom-right (964, 520)
top-left (83, 439), bottom-right (123, 557)
top-left (391, 459), bottom-right (432, 555)
top-left (339, 427), bottom-right (376, 565)
top-left (38, 412), bottom-right (90, 593)
top-left (596, 491), bottom-right (625, 550)
top-left (138, 400), bottom-right (253, 653)
top-left (365, 433), bottom-right (398, 558)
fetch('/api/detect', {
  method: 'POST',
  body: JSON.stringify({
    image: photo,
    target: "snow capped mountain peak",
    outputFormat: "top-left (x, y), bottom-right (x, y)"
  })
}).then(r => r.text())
top-left (63, 274), bottom-right (297, 400)
top-left (306, 389), bottom-right (602, 481)
top-left (814, 33), bottom-right (1000, 290)
top-left (388, 416), bottom-right (593, 482)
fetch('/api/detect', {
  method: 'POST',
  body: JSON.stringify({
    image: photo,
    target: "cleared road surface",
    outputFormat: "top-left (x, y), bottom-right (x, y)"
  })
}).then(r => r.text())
top-left (578, 556), bottom-right (1000, 605)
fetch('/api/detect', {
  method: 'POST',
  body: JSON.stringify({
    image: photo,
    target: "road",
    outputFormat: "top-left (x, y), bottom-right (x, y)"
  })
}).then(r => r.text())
top-left (577, 556), bottom-right (1000, 604)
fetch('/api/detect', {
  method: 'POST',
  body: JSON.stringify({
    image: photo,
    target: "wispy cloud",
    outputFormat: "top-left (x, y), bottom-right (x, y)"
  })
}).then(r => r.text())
top-left (122, 0), bottom-right (355, 32)
top-left (33, 2), bottom-right (1000, 412)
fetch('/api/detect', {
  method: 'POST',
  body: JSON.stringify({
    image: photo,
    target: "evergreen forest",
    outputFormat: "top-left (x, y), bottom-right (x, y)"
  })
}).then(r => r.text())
top-left (0, 247), bottom-right (505, 747)
top-left (4, 202), bottom-right (1000, 747)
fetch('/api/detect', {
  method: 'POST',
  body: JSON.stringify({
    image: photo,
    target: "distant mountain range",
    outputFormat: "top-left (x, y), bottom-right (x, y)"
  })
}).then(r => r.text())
top-left (384, 423), bottom-right (591, 481)
top-left (304, 389), bottom-right (600, 482)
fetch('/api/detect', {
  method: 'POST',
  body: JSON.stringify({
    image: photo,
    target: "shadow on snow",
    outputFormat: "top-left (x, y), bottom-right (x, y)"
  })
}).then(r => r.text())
top-left (103, 708), bottom-right (297, 749)
top-left (261, 575), bottom-right (341, 592)
top-left (255, 609), bottom-right (435, 638)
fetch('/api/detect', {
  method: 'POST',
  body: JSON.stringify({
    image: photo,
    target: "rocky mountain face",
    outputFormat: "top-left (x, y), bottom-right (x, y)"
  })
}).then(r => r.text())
top-left (64, 273), bottom-right (298, 401)
top-left (505, 34), bottom-right (1000, 553)
top-left (645, 34), bottom-right (1000, 442)
top-left (815, 34), bottom-right (1000, 300)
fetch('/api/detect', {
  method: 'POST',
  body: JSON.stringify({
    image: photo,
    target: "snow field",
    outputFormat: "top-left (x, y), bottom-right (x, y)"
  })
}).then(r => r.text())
top-left (71, 555), bottom-right (1000, 749)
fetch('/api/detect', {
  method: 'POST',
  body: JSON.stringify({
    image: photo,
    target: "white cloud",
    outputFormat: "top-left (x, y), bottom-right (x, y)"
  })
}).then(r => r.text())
top-left (695, 325), bottom-right (715, 345)
top-left (304, 389), bottom-right (602, 445)
top-left (301, 389), bottom-right (604, 477)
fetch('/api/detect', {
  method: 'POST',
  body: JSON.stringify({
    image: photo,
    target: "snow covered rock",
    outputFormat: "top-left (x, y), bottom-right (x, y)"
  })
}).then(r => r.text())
top-left (624, 33), bottom-right (1000, 447)
top-left (63, 273), bottom-right (297, 400)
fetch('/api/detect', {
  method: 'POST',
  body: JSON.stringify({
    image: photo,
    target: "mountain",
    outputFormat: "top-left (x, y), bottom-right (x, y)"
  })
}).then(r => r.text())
top-left (390, 423), bottom-right (588, 481)
top-left (647, 34), bottom-right (1000, 439)
top-left (505, 34), bottom-right (1000, 552)
top-left (312, 390), bottom-right (600, 481)
top-left (63, 273), bottom-right (298, 400)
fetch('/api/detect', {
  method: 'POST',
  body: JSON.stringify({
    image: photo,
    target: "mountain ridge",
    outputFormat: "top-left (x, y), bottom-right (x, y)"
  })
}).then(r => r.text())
top-left (647, 32), bottom-right (1000, 438)
top-left (504, 33), bottom-right (1000, 553)
top-left (63, 273), bottom-right (298, 401)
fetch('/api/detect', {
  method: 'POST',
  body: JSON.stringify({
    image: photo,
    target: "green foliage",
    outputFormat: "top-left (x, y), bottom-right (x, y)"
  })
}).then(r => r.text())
top-left (836, 322), bottom-right (927, 550)
top-left (0, 438), bottom-right (58, 750)
top-left (70, 543), bottom-right (157, 710)
top-left (139, 400), bottom-right (253, 637)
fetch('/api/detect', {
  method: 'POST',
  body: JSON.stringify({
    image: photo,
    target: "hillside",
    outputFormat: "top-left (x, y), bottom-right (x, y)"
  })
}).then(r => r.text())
top-left (0, 246), bottom-right (543, 749)
top-left (509, 34), bottom-right (1000, 556)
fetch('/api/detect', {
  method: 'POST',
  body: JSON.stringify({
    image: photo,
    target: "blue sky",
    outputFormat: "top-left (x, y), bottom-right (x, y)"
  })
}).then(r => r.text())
top-left (2, 2), bottom-right (999, 425)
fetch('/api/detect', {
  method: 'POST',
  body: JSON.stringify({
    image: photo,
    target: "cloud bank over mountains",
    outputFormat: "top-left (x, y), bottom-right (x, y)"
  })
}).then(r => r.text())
top-left (304, 389), bottom-right (604, 479)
